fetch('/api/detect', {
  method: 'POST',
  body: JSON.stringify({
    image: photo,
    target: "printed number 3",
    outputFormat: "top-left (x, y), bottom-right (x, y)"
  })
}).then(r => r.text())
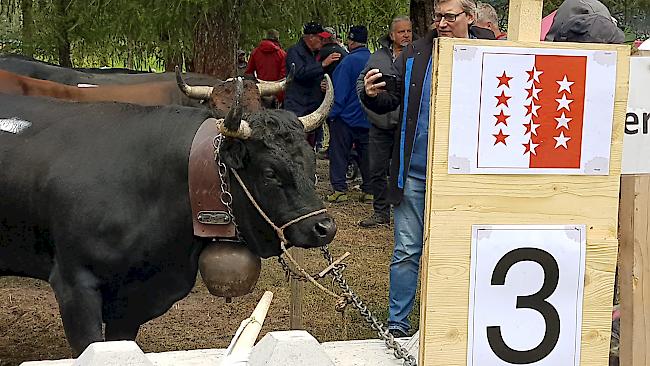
top-left (487, 248), bottom-right (561, 364)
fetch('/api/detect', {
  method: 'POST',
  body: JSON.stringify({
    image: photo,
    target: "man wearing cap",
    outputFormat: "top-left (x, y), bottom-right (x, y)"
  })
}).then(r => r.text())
top-left (285, 22), bottom-right (341, 148)
top-left (318, 27), bottom-right (349, 76)
top-left (326, 25), bottom-right (372, 203)
top-left (245, 29), bottom-right (287, 107)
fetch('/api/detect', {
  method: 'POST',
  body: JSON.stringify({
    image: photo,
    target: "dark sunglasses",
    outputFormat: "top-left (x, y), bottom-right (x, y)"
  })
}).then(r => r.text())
top-left (433, 11), bottom-right (466, 23)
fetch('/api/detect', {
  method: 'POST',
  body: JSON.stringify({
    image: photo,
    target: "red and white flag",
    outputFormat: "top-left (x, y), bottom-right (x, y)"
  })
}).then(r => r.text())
top-left (477, 53), bottom-right (587, 169)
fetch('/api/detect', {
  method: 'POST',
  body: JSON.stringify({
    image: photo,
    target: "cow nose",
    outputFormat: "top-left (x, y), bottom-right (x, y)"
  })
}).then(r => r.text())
top-left (313, 216), bottom-right (337, 243)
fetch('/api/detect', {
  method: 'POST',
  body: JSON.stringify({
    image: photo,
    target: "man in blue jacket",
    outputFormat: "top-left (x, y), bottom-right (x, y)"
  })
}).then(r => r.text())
top-left (285, 22), bottom-right (341, 147)
top-left (327, 25), bottom-right (371, 203)
top-left (359, 0), bottom-right (495, 337)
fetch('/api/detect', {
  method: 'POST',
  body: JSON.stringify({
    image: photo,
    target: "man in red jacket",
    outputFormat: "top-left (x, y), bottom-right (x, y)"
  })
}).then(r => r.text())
top-left (245, 29), bottom-right (287, 106)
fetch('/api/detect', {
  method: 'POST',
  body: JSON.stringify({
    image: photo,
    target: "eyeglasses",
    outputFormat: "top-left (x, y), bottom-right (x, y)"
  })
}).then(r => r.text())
top-left (433, 11), bottom-right (466, 23)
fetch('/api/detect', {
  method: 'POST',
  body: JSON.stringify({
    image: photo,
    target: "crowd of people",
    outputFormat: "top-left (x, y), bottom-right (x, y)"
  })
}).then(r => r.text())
top-left (240, 0), bottom-right (625, 339)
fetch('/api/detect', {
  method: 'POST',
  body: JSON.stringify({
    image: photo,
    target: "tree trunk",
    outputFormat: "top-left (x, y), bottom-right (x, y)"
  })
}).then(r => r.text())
top-left (192, 0), bottom-right (241, 78)
top-left (410, 0), bottom-right (435, 39)
top-left (53, 0), bottom-right (72, 67)
top-left (21, 0), bottom-right (34, 57)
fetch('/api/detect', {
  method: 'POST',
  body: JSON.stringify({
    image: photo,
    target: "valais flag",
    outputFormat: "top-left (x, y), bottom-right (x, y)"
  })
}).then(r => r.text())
top-left (477, 53), bottom-right (587, 169)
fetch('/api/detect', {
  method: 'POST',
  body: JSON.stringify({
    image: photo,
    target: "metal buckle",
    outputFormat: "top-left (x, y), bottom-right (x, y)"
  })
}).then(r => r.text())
top-left (197, 211), bottom-right (232, 225)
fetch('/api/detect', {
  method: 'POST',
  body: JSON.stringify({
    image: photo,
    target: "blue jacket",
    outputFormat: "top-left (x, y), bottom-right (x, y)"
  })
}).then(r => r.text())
top-left (284, 39), bottom-right (325, 117)
top-left (329, 46), bottom-right (371, 128)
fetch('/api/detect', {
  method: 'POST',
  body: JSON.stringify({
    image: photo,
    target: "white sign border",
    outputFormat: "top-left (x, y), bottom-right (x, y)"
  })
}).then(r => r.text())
top-left (448, 45), bottom-right (617, 175)
top-left (466, 224), bottom-right (587, 366)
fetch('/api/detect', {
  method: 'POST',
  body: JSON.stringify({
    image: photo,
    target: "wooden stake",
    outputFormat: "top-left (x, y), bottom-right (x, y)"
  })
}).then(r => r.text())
top-left (230, 291), bottom-right (274, 355)
top-left (289, 248), bottom-right (304, 329)
top-left (507, 0), bottom-right (543, 42)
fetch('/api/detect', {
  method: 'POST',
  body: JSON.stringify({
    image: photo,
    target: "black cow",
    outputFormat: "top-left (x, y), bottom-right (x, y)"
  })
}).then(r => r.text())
top-left (0, 81), bottom-right (336, 354)
top-left (0, 54), bottom-right (221, 86)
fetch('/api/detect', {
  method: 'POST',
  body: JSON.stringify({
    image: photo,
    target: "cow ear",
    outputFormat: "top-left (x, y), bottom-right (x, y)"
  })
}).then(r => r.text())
top-left (219, 139), bottom-right (248, 170)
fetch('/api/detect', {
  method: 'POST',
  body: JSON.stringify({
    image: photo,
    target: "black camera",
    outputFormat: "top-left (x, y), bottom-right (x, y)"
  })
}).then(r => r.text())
top-left (377, 73), bottom-right (399, 93)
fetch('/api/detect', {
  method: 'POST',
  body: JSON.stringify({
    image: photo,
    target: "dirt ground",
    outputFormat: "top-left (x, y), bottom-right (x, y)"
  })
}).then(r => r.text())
top-left (0, 159), bottom-right (418, 365)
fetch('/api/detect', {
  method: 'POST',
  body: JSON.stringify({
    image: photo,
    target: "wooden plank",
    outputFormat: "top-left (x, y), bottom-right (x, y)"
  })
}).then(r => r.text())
top-left (620, 175), bottom-right (650, 365)
top-left (289, 248), bottom-right (304, 329)
top-left (419, 37), bottom-right (630, 365)
top-left (507, 0), bottom-right (543, 42)
top-left (619, 175), bottom-right (635, 366)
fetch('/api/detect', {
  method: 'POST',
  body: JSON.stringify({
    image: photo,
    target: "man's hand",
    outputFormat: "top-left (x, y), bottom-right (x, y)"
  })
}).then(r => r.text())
top-left (364, 69), bottom-right (385, 98)
top-left (320, 79), bottom-right (327, 93)
top-left (321, 52), bottom-right (341, 68)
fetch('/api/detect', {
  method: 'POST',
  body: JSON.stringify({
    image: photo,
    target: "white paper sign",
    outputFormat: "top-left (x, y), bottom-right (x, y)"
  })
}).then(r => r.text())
top-left (467, 225), bottom-right (586, 366)
top-left (448, 46), bottom-right (617, 175)
top-left (622, 57), bottom-right (650, 174)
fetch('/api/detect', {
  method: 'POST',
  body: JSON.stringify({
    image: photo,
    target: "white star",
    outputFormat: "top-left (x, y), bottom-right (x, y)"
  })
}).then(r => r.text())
top-left (555, 113), bottom-right (572, 129)
top-left (529, 86), bottom-right (542, 100)
top-left (528, 140), bottom-right (540, 155)
top-left (528, 103), bottom-right (541, 117)
top-left (528, 66), bottom-right (544, 83)
top-left (554, 131), bottom-right (571, 149)
top-left (530, 122), bottom-right (540, 135)
top-left (557, 75), bottom-right (574, 94)
top-left (556, 94), bottom-right (574, 111)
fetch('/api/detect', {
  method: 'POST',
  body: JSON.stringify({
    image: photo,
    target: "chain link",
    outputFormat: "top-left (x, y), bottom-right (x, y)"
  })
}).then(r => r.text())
top-left (213, 134), bottom-right (243, 241)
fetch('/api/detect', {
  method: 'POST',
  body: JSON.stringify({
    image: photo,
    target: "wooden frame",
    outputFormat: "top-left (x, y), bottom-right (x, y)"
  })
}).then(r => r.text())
top-left (418, 37), bottom-right (630, 365)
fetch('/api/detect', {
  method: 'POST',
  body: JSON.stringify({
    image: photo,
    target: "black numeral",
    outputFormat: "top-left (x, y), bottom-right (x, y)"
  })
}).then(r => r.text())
top-left (487, 248), bottom-right (561, 364)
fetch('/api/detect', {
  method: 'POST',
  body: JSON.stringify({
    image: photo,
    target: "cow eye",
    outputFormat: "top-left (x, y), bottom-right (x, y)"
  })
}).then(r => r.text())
top-left (263, 168), bottom-right (276, 179)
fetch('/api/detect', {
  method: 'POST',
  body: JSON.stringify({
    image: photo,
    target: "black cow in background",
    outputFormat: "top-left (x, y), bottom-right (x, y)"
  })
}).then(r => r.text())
top-left (0, 77), bottom-right (336, 354)
top-left (0, 54), bottom-right (221, 86)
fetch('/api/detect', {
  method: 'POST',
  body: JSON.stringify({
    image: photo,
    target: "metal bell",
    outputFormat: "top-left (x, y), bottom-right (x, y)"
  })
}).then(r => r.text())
top-left (198, 241), bottom-right (261, 301)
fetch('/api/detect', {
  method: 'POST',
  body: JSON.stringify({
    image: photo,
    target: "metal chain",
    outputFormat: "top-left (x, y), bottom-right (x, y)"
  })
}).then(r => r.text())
top-left (278, 247), bottom-right (418, 366)
top-left (213, 134), bottom-right (243, 241)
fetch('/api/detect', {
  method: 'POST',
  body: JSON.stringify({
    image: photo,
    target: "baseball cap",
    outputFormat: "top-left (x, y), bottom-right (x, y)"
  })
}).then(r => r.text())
top-left (323, 26), bottom-right (337, 39)
top-left (347, 25), bottom-right (368, 44)
top-left (303, 22), bottom-right (332, 38)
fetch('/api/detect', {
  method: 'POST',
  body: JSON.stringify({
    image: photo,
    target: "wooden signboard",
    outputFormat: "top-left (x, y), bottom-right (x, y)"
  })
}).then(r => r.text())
top-left (418, 1), bottom-right (630, 365)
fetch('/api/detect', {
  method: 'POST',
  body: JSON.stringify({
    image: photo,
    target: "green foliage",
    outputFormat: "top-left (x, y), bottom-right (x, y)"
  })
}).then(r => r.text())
top-left (1, 0), bottom-right (647, 69)
top-left (1, 0), bottom-right (408, 69)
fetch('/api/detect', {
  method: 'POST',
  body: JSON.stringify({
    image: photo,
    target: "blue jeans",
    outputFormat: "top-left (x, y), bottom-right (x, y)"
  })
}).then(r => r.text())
top-left (388, 176), bottom-right (425, 333)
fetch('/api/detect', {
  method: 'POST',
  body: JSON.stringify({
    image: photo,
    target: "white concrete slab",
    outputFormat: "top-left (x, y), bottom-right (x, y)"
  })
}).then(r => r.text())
top-left (20, 331), bottom-right (421, 366)
top-left (249, 331), bottom-right (334, 366)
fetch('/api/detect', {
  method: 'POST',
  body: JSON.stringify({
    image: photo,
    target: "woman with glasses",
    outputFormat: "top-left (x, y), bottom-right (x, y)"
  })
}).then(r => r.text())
top-left (357, 0), bottom-right (495, 338)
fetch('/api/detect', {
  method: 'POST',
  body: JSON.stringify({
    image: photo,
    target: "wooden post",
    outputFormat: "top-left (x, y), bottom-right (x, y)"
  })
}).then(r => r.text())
top-left (289, 248), bottom-right (304, 329)
top-left (618, 56), bottom-right (650, 365)
top-left (617, 175), bottom-right (650, 365)
top-left (507, 0), bottom-right (543, 42)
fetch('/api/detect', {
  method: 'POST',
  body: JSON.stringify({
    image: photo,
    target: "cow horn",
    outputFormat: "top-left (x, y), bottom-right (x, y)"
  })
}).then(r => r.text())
top-left (256, 64), bottom-right (294, 96)
top-left (215, 77), bottom-right (251, 139)
top-left (175, 66), bottom-right (213, 100)
top-left (299, 74), bottom-right (333, 132)
top-left (256, 78), bottom-right (286, 96)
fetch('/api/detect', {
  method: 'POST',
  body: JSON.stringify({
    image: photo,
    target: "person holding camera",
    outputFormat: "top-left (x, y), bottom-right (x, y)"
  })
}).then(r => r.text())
top-left (356, 16), bottom-right (413, 228)
top-left (326, 25), bottom-right (372, 203)
top-left (358, 0), bottom-right (495, 338)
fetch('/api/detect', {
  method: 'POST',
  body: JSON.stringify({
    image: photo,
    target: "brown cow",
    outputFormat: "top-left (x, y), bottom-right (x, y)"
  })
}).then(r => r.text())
top-left (0, 69), bottom-right (285, 111)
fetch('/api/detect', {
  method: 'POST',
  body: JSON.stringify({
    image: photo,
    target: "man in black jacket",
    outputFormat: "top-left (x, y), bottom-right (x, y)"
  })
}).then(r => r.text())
top-left (285, 22), bottom-right (341, 147)
top-left (356, 16), bottom-right (413, 228)
top-left (358, 0), bottom-right (494, 338)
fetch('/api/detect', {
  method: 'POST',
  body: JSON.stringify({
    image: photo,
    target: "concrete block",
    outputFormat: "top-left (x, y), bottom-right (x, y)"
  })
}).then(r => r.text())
top-left (248, 331), bottom-right (335, 366)
top-left (72, 341), bottom-right (153, 366)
